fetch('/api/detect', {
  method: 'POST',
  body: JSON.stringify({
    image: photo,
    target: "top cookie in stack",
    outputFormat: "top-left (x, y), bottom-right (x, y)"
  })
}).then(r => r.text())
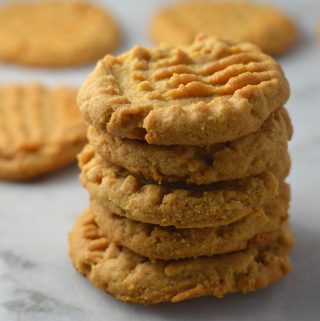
top-left (78, 34), bottom-right (289, 147)
top-left (70, 35), bottom-right (293, 304)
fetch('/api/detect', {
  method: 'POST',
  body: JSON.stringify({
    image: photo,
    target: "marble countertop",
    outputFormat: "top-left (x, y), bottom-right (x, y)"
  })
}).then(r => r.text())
top-left (0, 1), bottom-right (320, 320)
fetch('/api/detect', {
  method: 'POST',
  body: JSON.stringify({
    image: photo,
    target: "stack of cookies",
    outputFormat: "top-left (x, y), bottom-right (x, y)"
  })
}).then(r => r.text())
top-left (69, 35), bottom-right (294, 304)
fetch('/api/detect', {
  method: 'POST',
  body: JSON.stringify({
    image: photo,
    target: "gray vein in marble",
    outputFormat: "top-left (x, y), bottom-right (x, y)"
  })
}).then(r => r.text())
top-left (3, 288), bottom-right (81, 315)
top-left (0, 250), bottom-right (36, 270)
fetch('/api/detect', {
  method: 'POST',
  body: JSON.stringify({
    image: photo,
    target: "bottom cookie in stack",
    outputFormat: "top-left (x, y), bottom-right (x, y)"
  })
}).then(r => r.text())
top-left (69, 182), bottom-right (294, 304)
top-left (69, 210), bottom-right (294, 304)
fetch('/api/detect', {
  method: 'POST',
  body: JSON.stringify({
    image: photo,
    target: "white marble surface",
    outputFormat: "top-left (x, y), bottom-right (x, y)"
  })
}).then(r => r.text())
top-left (0, 0), bottom-right (320, 320)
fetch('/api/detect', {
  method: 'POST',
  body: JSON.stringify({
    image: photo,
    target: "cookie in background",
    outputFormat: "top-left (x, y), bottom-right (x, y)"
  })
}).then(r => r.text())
top-left (150, 1), bottom-right (298, 55)
top-left (0, 1), bottom-right (121, 67)
top-left (0, 84), bottom-right (87, 181)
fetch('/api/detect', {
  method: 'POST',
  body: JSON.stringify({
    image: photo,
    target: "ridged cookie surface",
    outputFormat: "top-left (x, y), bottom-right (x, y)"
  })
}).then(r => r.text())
top-left (69, 210), bottom-right (294, 304)
top-left (150, 1), bottom-right (298, 55)
top-left (0, 84), bottom-right (87, 181)
top-left (78, 35), bottom-right (289, 145)
top-left (0, 1), bottom-right (121, 67)
top-left (88, 107), bottom-right (292, 184)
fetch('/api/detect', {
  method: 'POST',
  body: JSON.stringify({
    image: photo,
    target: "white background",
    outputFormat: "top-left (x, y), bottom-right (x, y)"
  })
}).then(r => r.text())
top-left (0, 1), bottom-right (320, 320)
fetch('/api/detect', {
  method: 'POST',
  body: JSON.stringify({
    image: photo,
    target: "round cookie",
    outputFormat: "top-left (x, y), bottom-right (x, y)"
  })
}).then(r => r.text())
top-left (0, 1), bottom-right (121, 67)
top-left (78, 145), bottom-right (290, 228)
top-left (0, 84), bottom-right (87, 181)
top-left (69, 210), bottom-right (294, 304)
top-left (90, 184), bottom-right (290, 260)
top-left (88, 107), bottom-right (292, 184)
top-left (78, 35), bottom-right (289, 146)
top-left (150, 1), bottom-right (298, 56)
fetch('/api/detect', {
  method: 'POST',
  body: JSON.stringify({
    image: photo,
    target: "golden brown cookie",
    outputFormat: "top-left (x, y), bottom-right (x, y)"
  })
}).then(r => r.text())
top-left (150, 1), bottom-right (298, 55)
top-left (69, 210), bottom-right (294, 304)
top-left (0, 1), bottom-right (121, 67)
top-left (78, 145), bottom-right (290, 228)
top-left (90, 183), bottom-right (290, 260)
top-left (78, 35), bottom-right (289, 146)
top-left (88, 107), bottom-right (292, 184)
top-left (0, 84), bottom-right (87, 181)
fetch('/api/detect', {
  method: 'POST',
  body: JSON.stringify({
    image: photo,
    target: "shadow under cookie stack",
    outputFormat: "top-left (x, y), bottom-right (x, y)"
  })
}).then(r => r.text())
top-left (69, 35), bottom-right (295, 304)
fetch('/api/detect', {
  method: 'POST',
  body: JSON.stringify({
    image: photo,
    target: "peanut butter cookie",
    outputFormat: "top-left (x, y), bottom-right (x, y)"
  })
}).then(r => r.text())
top-left (0, 84), bottom-right (87, 181)
top-left (78, 145), bottom-right (290, 228)
top-left (88, 107), bottom-right (292, 184)
top-left (69, 210), bottom-right (294, 304)
top-left (78, 35), bottom-right (289, 145)
top-left (0, 1), bottom-right (121, 67)
top-left (90, 183), bottom-right (290, 260)
top-left (150, 1), bottom-right (298, 55)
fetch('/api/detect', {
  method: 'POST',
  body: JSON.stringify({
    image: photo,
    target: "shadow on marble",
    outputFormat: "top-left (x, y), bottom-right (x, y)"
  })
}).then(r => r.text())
top-left (38, 162), bottom-right (80, 184)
